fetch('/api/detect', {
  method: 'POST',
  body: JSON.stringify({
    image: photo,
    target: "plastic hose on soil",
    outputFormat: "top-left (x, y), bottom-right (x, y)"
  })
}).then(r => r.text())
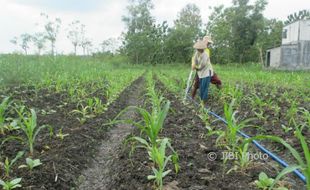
top-left (184, 88), bottom-right (307, 184)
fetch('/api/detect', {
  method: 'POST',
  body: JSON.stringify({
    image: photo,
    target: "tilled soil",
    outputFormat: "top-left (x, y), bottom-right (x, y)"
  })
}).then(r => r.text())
top-left (104, 82), bottom-right (281, 190)
top-left (0, 77), bottom-right (144, 189)
top-left (1, 76), bottom-right (308, 190)
top-left (78, 77), bottom-right (145, 189)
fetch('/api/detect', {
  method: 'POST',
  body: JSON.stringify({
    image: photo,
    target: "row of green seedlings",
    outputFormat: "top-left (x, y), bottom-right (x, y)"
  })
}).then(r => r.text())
top-left (45, 78), bottom-right (110, 125)
top-left (40, 70), bottom-right (141, 105)
top-left (0, 97), bottom-right (50, 190)
top-left (158, 74), bottom-right (309, 189)
top-left (70, 74), bottom-right (142, 124)
top-left (42, 76), bottom-right (110, 105)
top-left (158, 72), bottom-right (310, 189)
top-left (113, 74), bottom-right (179, 190)
top-left (218, 83), bottom-right (308, 132)
top-left (202, 99), bottom-right (310, 190)
top-left (163, 70), bottom-right (308, 131)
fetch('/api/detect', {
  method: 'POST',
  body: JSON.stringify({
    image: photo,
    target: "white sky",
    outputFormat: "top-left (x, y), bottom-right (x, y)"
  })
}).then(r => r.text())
top-left (0, 0), bottom-right (309, 54)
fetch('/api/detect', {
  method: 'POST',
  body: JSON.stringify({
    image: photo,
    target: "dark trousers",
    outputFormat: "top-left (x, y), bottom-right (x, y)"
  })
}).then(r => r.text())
top-left (191, 72), bottom-right (222, 98)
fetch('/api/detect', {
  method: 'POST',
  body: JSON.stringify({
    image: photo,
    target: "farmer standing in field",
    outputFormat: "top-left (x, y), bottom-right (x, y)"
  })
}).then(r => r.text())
top-left (191, 36), bottom-right (222, 99)
top-left (191, 40), bottom-right (213, 106)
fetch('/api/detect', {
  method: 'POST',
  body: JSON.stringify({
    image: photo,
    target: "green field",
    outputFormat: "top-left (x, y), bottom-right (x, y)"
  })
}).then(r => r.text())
top-left (0, 55), bottom-right (309, 189)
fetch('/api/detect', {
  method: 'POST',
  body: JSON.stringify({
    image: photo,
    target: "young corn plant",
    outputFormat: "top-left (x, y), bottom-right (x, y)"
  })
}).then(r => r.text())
top-left (254, 172), bottom-right (288, 190)
top-left (112, 96), bottom-right (178, 189)
top-left (3, 119), bottom-right (20, 132)
top-left (0, 178), bottom-right (22, 190)
top-left (255, 172), bottom-right (274, 189)
top-left (217, 99), bottom-right (253, 152)
top-left (148, 138), bottom-right (177, 190)
top-left (227, 142), bottom-right (251, 173)
top-left (243, 120), bottom-right (310, 190)
top-left (281, 124), bottom-right (293, 133)
top-left (147, 84), bottom-right (164, 115)
top-left (0, 97), bottom-right (11, 135)
top-left (114, 101), bottom-right (171, 147)
top-left (3, 151), bottom-right (24, 177)
top-left (131, 137), bottom-right (179, 190)
top-left (286, 100), bottom-right (298, 126)
top-left (251, 93), bottom-right (265, 110)
top-left (86, 97), bottom-right (106, 115)
top-left (71, 104), bottom-right (95, 124)
top-left (17, 108), bottom-right (48, 156)
top-left (19, 157), bottom-right (42, 171)
top-left (198, 106), bottom-right (213, 134)
top-left (227, 85), bottom-right (244, 105)
top-left (56, 128), bottom-right (69, 140)
top-left (68, 85), bottom-right (78, 101)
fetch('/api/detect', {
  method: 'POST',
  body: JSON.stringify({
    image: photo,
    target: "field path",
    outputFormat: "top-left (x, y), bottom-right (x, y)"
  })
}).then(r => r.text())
top-left (78, 77), bottom-right (144, 190)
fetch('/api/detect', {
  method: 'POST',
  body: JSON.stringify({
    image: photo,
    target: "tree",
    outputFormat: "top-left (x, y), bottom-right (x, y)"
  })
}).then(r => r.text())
top-left (174, 3), bottom-right (202, 36)
top-left (285, 9), bottom-right (310, 25)
top-left (122, 0), bottom-right (157, 64)
top-left (150, 21), bottom-right (169, 64)
top-left (255, 19), bottom-right (283, 65)
top-left (101, 38), bottom-right (121, 54)
top-left (206, 0), bottom-right (267, 63)
top-left (32, 32), bottom-right (46, 55)
top-left (206, 5), bottom-right (234, 64)
top-left (81, 38), bottom-right (92, 55)
top-left (78, 24), bottom-right (93, 55)
top-left (67, 20), bottom-right (83, 55)
top-left (41, 13), bottom-right (61, 55)
top-left (165, 3), bottom-right (203, 63)
top-left (19, 33), bottom-right (32, 55)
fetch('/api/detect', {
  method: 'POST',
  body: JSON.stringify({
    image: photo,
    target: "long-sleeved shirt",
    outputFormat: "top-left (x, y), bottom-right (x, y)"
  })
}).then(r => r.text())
top-left (192, 51), bottom-right (213, 78)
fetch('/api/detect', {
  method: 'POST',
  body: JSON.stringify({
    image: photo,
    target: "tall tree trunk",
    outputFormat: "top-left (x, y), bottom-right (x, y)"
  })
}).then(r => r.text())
top-left (258, 47), bottom-right (263, 65)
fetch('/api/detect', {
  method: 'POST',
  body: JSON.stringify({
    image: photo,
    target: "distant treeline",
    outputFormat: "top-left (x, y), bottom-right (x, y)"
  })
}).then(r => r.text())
top-left (9, 0), bottom-right (310, 64)
top-left (120, 0), bottom-right (310, 64)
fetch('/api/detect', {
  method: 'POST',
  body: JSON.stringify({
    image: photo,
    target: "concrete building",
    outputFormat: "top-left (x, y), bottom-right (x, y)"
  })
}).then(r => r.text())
top-left (266, 19), bottom-right (310, 70)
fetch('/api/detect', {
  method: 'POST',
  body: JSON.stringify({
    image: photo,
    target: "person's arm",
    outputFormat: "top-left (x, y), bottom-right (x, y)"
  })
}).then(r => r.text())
top-left (191, 53), bottom-right (196, 70)
top-left (192, 55), bottom-right (196, 70)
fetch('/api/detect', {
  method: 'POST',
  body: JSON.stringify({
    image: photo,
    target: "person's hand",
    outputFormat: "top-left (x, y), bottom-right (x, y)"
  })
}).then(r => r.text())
top-left (191, 60), bottom-right (196, 70)
top-left (191, 64), bottom-right (196, 70)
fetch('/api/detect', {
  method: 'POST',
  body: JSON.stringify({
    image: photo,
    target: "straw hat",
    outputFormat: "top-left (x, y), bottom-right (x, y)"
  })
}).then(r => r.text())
top-left (193, 40), bottom-right (207, 49)
top-left (203, 35), bottom-right (214, 44)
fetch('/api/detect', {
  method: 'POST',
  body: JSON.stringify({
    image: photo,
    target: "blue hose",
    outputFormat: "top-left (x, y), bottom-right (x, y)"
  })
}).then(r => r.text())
top-left (186, 95), bottom-right (307, 184)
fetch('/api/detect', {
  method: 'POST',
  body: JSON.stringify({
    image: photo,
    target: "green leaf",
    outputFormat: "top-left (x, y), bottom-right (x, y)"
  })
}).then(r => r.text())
top-left (270, 165), bottom-right (302, 189)
top-left (131, 137), bottom-right (150, 148)
top-left (258, 172), bottom-right (268, 181)
top-left (147, 175), bottom-right (156, 180)
top-left (10, 178), bottom-right (22, 185)
top-left (162, 169), bottom-right (171, 178)
top-left (11, 151), bottom-right (24, 166)
top-left (0, 179), bottom-right (5, 186)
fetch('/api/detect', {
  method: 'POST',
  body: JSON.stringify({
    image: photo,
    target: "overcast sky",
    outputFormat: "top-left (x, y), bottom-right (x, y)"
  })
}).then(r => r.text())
top-left (0, 0), bottom-right (309, 54)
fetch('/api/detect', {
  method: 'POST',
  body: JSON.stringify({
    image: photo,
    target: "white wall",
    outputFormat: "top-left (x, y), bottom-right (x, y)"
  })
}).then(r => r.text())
top-left (300, 20), bottom-right (310, 41)
top-left (269, 47), bottom-right (281, 68)
top-left (282, 22), bottom-right (299, 44)
top-left (282, 20), bottom-right (310, 44)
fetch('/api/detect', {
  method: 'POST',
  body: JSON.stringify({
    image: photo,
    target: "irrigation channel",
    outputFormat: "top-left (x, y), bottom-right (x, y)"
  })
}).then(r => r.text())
top-left (78, 77), bottom-right (145, 189)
